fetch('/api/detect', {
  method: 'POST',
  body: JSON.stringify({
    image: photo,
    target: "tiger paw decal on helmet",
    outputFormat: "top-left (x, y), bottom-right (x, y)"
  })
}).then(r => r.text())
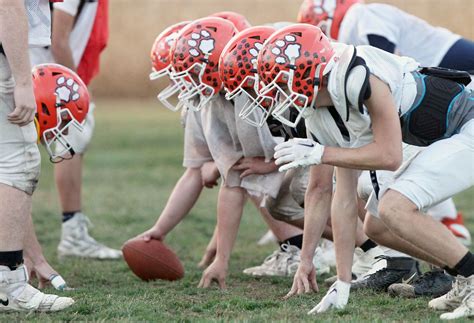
top-left (188, 30), bottom-right (215, 57)
top-left (271, 35), bottom-right (302, 65)
top-left (55, 76), bottom-right (81, 103)
top-left (169, 17), bottom-right (237, 111)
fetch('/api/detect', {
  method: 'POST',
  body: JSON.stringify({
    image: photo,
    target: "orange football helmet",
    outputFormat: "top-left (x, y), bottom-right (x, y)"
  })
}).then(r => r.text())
top-left (219, 26), bottom-right (276, 127)
top-left (210, 11), bottom-right (252, 31)
top-left (32, 63), bottom-right (89, 162)
top-left (297, 0), bottom-right (363, 40)
top-left (170, 17), bottom-right (237, 111)
top-left (150, 21), bottom-right (190, 111)
top-left (257, 24), bottom-right (335, 127)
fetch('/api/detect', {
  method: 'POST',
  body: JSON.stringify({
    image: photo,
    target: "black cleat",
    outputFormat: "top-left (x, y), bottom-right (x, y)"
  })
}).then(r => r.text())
top-left (351, 256), bottom-right (420, 291)
top-left (388, 268), bottom-right (454, 298)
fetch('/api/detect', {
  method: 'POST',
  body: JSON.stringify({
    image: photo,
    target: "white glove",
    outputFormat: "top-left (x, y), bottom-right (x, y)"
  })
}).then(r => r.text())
top-left (274, 138), bottom-right (325, 172)
top-left (308, 280), bottom-right (350, 314)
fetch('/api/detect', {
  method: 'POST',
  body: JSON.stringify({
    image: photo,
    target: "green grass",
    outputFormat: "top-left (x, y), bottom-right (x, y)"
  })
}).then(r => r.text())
top-left (5, 99), bottom-right (474, 321)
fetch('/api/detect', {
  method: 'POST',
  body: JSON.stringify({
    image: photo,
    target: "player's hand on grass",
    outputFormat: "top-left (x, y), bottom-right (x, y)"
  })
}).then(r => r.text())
top-left (198, 259), bottom-right (228, 289)
top-left (308, 280), bottom-right (350, 314)
top-left (138, 227), bottom-right (164, 242)
top-left (9, 84), bottom-right (37, 127)
top-left (200, 161), bottom-right (220, 188)
top-left (274, 138), bottom-right (325, 172)
top-left (284, 261), bottom-right (319, 299)
top-left (232, 156), bottom-right (278, 178)
top-left (27, 258), bottom-right (72, 291)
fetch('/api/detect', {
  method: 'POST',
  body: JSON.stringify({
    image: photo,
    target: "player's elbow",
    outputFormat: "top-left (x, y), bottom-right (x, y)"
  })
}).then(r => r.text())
top-left (382, 151), bottom-right (402, 171)
top-left (51, 39), bottom-right (70, 59)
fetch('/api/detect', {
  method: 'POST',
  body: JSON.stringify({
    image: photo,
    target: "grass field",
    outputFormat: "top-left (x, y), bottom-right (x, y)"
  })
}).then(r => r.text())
top-left (6, 99), bottom-right (474, 321)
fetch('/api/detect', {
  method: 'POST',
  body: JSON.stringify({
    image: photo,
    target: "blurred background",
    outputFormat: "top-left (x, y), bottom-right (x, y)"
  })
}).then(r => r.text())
top-left (91, 0), bottom-right (474, 99)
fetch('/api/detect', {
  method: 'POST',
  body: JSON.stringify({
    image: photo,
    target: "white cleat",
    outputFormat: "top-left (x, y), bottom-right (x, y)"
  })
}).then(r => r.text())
top-left (352, 246), bottom-right (386, 280)
top-left (58, 213), bottom-right (122, 260)
top-left (257, 230), bottom-right (278, 246)
top-left (440, 291), bottom-right (473, 320)
top-left (0, 265), bottom-right (74, 312)
top-left (313, 247), bottom-right (331, 275)
top-left (243, 244), bottom-right (301, 277)
top-left (430, 275), bottom-right (473, 312)
top-left (319, 239), bottom-right (336, 268)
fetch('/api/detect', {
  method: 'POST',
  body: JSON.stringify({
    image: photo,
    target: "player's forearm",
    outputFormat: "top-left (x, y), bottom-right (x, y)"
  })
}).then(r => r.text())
top-left (51, 41), bottom-right (76, 70)
top-left (215, 186), bottom-right (246, 264)
top-left (51, 9), bottom-right (76, 70)
top-left (0, 1), bottom-right (32, 86)
top-left (332, 169), bottom-right (359, 283)
top-left (300, 165), bottom-right (333, 263)
top-left (322, 143), bottom-right (402, 171)
top-left (154, 168), bottom-right (204, 236)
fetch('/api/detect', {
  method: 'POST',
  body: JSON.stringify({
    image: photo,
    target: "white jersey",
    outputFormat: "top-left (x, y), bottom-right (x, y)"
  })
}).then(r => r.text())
top-left (29, 0), bottom-right (98, 67)
top-left (25, 0), bottom-right (51, 47)
top-left (306, 43), bottom-right (419, 148)
top-left (338, 3), bottom-right (461, 67)
top-left (54, 0), bottom-right (98, 67)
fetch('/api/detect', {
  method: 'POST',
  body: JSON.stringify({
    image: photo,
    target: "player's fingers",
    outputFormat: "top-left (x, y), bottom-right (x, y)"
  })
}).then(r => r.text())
top-left (273, 148), bottom-right (293, 160)
top-left (278, 162), bottom-right (294, 172)
top-left (296, 278), bottom-right (305, 295)
top-left (302, 277), bottom-right (311, 293)
top-left (217, 277), bottom-right (226, 289)
top-left (197, 276), bottom-right (206, 288)
top-left (239, 169), bottom-right (255, 178)
top-left (232, 163), bottom-right (247, 171)
top-left (310, 276), bottom-right (319, 292)
top-left (283, 285), bottom-right (296, 299)
top-left (274, 140), bottom-right (294, 152)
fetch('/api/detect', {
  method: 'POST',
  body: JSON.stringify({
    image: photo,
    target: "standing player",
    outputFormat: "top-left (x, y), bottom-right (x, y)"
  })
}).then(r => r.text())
top-left (258, 24), bottom-right (473, 318)
top-left (30, 0), bottom-right (121, 259)
top-left (0, 0), bottom-right (74, 311)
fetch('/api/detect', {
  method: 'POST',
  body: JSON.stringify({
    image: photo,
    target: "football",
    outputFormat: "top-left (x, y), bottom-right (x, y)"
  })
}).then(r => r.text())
top-left (122, 237), bottom-right (185, 281)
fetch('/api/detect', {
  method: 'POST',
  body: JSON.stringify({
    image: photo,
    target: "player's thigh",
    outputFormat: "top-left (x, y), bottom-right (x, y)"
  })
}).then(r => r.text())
top-left (388, 123), bottom-right (474, 210)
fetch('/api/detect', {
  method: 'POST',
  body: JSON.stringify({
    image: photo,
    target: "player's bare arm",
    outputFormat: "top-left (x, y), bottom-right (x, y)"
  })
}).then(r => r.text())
top-left (51, 8), bottom-right (76, 70)
top-left (0, 0), bottom-right (36, 126)
top-left (286, 164), bottom-right (333, 298)
top-left (321, 76), bottom-right (403, 171)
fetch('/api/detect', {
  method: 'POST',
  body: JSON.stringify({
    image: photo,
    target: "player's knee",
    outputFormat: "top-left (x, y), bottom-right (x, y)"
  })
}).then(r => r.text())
top-left (378, 191), bottom-right (415, 233)
top-left (364, 213), bottom-right (386, 243)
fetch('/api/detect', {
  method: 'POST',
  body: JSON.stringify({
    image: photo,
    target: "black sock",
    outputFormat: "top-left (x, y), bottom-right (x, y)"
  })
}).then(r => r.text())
top-left (360, 239), bottom-right (377, 252)
top-left (443, 266), bottom-right (458, 276)
top-left (62, 211), bottom-right (80, 223)
top-left (454, 251), bottom-right (474, 277)
top-left (280, 234), bottom-right (303, 250)
top-left (0, 250), bottom-right (23, 270)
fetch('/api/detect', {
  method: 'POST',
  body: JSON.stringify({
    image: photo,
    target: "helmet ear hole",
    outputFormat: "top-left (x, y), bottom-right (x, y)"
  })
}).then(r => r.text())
top-left (41, 103), bottom-right (50, 116)
top-left (52, 71), bottom-right (62, 76)
top-left (302, 67), bottom-right (311, 79)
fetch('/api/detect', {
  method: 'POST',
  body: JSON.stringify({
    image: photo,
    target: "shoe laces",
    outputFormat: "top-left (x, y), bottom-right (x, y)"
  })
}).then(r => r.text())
top-left (447, 276), bottom-right (472, 300)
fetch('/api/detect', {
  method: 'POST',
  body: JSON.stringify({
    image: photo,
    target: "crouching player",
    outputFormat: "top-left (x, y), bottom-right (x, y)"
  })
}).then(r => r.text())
top-left (258, 25), bottom-right (472, 319)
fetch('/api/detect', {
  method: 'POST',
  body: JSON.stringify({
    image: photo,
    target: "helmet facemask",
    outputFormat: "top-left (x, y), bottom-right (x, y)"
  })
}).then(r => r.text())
top-left (171, 56), bottom-right (215, 111)
top-left (41, 96), bottom-right (85, 163)
top-left (150, 65), bottom-right (186, 111)
top-left (261, 61), bottom-right (322, 128)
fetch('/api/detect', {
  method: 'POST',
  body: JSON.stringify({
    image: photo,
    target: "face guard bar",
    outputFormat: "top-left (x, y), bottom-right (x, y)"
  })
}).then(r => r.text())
top-left (41, 95), bottom-right (86, 163)
top-left (170, 56), bottom-right (215, 111)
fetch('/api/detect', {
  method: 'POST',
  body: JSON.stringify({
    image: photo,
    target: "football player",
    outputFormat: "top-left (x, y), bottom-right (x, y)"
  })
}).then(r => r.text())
top-left (298, 0), bottom-right (472, 296)
top-left (297, 0), bottom-right (474, 74)
top-left (258, 24), bottom-right (473, 319)
top-left (0, 0), bottom-right (78, 312)
top-left (28, 0), bottom-right (121, 260)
